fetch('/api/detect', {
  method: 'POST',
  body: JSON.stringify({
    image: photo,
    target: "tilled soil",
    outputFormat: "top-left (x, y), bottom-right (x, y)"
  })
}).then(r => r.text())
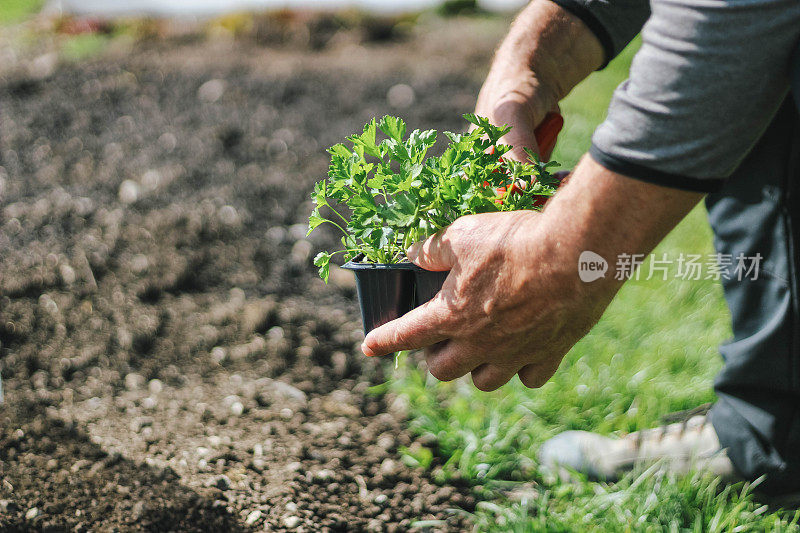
top-left (0, 17), bottom-right (504, 531)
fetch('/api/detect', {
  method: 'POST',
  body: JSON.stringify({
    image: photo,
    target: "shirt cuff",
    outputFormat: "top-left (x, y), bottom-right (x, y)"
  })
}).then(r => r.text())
top-left (589, 144), bottom-right (728, 193)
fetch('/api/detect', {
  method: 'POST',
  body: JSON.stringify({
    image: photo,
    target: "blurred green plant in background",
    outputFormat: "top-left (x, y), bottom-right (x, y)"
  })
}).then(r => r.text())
top-left (0, 0), bottom-right (42, 24)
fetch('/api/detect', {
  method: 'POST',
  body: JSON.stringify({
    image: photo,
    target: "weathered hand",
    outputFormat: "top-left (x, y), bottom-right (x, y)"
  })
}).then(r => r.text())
top-left (361, 157), bottom-right (703, 391)
top-left (361, 210), bottom-right (605, 391)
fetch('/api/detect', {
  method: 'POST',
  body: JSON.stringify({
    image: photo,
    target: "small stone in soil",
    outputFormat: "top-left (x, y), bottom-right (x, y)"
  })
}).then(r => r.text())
top-left (208, 475), bottom-right (231, 490)
top-left (314, 469), bottom-right (334, 481)
top-left (245, 509), bottom-right (262, 526)
top-left (118, 180), bottom-right (140, 204)
top-left (125, 373), bottom-right (145, 391)
top-left (131, 501), bottom-right (146, 520)
top-left (218, 205), bottom-right (240, 226)
top-left (211, 346), bottom-right (227, 363)
top-left (148, 379), bottom-right (163, 394)
top-left (380, 458), bottom-right (398, 476)
top-left (0, 500), bottom-right (18, 513)
top-left (197, 79), bottom-right (226, 103)
top-left (283, 515), bottom-right (301, 528)
top-left (266, 379), bottom-right (307, 405)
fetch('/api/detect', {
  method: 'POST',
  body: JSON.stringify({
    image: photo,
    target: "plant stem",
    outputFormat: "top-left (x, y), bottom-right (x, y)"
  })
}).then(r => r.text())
top-left (323, 218), bottom-right (349, 236)
top-left (327, 203), bottom-right (351, 226)
top-left (394, 350), bottom-right (409, 370)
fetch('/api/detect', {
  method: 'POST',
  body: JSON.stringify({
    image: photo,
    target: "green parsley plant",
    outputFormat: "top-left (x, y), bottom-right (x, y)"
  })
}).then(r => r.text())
top-left (308, 114), bottom-right (561, 282)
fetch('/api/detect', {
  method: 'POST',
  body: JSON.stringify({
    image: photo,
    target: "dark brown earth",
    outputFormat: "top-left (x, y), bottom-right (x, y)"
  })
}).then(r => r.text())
top-left (0, 15), bottom-right (508, 531)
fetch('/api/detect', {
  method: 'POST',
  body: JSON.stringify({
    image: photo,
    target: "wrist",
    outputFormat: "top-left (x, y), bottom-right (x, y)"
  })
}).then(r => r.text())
top-left (529, 156), bottom-right (704, 300)
top-left (518, 211), bottom-right (610, 302)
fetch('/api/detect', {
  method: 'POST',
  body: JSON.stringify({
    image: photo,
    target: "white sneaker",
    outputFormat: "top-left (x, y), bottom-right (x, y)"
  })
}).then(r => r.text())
top-left (538, 414), bottom-right (738, 482)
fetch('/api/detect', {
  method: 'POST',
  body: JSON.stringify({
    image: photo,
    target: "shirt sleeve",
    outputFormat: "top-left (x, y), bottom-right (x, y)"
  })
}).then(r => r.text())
top-left (590, 0), bottom-right (800, 192)
top-left (549, 0), bottom-right (651, 68)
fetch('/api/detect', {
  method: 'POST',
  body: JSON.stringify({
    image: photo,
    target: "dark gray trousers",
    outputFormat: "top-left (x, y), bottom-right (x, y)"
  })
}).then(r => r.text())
top-left (706, 85), bottom-right (800, 494)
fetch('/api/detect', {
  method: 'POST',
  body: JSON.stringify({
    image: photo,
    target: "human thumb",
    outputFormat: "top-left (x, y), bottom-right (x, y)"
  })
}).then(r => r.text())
top-left (407, 230), bottom-right (456, 272)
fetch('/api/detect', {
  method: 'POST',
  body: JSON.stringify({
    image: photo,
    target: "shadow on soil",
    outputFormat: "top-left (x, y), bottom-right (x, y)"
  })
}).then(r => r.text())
top-left (0, 398), bottom-right (245, 532)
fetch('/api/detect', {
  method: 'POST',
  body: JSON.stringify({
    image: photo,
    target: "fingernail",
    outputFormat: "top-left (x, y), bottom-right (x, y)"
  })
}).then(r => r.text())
top-left (407, 242), bottom-right (421, 260)
top-left (361, 342), bottom-right (376, 357)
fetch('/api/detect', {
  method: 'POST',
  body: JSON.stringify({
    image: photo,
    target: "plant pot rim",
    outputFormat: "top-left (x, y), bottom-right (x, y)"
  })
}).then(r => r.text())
top-left (342, 260), bottom-right (423, 271)
top-left (342, 261), bottom-right (452, 273)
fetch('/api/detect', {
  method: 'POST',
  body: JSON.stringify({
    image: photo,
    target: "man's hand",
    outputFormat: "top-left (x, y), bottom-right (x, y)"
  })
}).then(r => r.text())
top-left (473, 0), bottom-right (604, 161)
top-left (362, 209), bottom-right (597, 391)
top-left (362, 158), bottom-right (704, 390)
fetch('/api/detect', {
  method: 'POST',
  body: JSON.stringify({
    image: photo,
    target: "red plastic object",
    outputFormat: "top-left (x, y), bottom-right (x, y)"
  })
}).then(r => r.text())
top-left (533, 112), bottom-right (564, 161)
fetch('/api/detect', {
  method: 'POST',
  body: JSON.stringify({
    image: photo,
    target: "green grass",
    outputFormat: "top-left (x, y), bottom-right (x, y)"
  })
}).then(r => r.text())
top-left (0, 0), bottom-right (42, 24)
top-left (60, 33), bottom-right (111, 61)
top-left (392, 39), bottom-right (800, 531)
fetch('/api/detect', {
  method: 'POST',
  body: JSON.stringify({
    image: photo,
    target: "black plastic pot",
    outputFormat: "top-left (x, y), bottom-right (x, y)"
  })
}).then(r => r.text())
top-left (413, 268), bottom-right (449, 306)
top-left (343, 261), bottom-right (449, 334)
top-left (342, 262), bottom-right (417, 334)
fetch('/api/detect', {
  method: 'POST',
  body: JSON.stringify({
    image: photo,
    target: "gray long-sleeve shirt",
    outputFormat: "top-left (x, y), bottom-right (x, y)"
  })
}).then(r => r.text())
top-left (552, 0), bottom-right (800, 192)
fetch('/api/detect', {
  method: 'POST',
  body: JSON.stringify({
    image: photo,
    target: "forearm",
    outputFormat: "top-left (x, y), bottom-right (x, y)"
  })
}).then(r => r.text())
top-left (529, 156), bottom-right (704, 307)
top-left (509, 1), bottom-right (603, 97)
top-left (479, 1), bottom-right (604, 120)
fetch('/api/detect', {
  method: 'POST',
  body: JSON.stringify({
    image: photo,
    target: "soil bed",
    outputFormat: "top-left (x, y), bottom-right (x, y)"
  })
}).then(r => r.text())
top-left (0, 17), bottom-right (504, 531)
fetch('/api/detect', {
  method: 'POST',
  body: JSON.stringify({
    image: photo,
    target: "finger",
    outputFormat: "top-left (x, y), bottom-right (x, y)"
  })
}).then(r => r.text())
top-left (490, 100), bottom-right (541, 162)
top-left (518, 359), bottom-right (561, 389)
top-left (407, 227), bottom-right (458, 272)
top-left (470, 363), bottom-right (518, 392)
top-left (361, 296), bottom-right (453, 357)
top-left (501, 126), bottom-right (540, 163)
top-left (423, 340), bottom-right (485, 382)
